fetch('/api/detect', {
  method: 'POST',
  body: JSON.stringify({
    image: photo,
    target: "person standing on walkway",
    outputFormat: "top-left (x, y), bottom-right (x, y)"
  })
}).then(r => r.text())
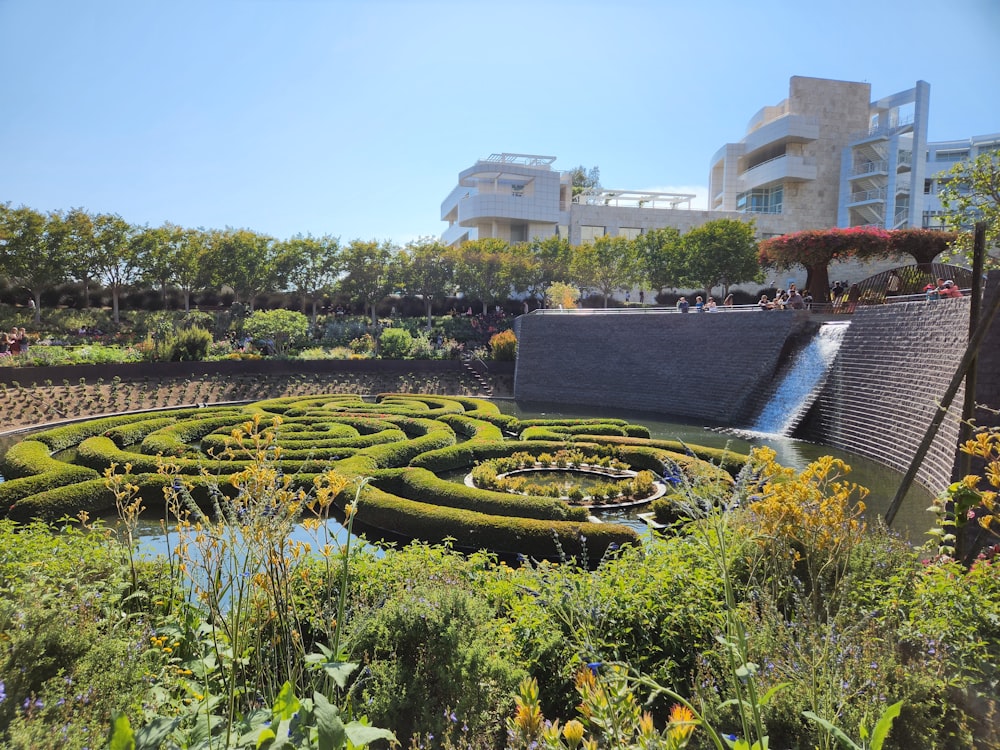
top-left (676, 296), bottom-right (690, 313)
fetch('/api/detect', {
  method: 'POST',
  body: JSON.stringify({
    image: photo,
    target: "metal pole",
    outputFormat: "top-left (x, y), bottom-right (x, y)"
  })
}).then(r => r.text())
top-left (959, 222), bottom-right (987, 477)
top-left (885, 263), bottom-right (1000, 526)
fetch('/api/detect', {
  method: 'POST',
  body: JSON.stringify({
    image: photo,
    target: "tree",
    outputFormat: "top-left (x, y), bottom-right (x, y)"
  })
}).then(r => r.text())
top-left (172, 228), bottom-right (215, 312)
top-left (887, 228), bottom-right (959, 270)
top-left (210, 228), bottom-right (280, 310)
top-left (759, 226), bottom-right (890, 302)
top-left (398, 237), bottom-right (455, 329)
top-left (279, 234), bottom-right (341, 322)
top-left (571, 235), bottom-right (640, 308)
top-left (452, 238), bottom-right (515, 315)
top-left (569, 165), bottom-right (601, 196)
top-left (939, 152), bottom-right (1000, 267)
top-left (680, 219), bottom-right (762, 300)
top-left (92, 213), bottom-right (141, 324)
top-left (635, 226), bottom-right (684, 297)
top-left (513, 236), bottom-right (573, 308)
top-left (339, 239), bottom-right (399, 324)
top-left (63, 207), bottom-right (99, 307)
top-left (141, 222), bottom-right (187, 306)
top-left (0, 204), bottom-right (68, 323)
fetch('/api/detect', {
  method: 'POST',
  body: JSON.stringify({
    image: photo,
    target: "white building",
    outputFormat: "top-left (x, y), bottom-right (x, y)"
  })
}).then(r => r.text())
top-left (922, 133), bottom-right (1000, 229)
top-left (441, 77), bottom-right (994, 247)
top-left (439, 153), bottom-right (782, 247)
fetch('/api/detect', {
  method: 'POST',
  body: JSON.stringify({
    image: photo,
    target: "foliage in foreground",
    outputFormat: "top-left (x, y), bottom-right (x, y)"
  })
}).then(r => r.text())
top-left (2, 434), bottom-right (1000, 748)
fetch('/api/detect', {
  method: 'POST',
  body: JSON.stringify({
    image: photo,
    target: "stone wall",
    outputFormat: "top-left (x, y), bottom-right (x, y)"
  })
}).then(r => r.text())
top-left (514, 272), bottom-right (1000, 496)
top-left (797, 298), bottom-right (970, 493)
top-left (513, 310), bottom-right (815, 425)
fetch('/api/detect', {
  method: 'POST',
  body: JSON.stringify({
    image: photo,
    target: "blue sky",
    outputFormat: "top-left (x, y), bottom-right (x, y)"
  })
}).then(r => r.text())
top-left (2, 0), bottom-right (998, 244)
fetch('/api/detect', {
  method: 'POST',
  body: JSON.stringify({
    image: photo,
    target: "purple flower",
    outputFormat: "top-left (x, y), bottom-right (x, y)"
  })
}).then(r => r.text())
top-left (0, 681), bottom-right (5, 703)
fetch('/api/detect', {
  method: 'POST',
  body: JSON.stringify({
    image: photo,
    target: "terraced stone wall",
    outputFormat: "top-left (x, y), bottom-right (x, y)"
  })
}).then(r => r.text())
top-left (513, 310), bottom-right (815, 425)
top-left (797, 298), bottom-right (970, 494)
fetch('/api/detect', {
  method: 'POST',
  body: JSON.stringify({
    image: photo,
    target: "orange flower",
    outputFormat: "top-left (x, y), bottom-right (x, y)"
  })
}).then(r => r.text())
top-left (667, 704), bottom-right (697, 741)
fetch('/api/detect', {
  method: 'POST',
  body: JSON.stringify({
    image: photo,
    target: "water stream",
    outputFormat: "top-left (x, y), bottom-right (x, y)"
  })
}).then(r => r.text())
top-left (750, 321), bottom-right (849, 436)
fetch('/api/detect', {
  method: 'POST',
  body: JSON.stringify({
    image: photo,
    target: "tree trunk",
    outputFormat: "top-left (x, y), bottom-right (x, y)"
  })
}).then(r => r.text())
top-left (112, 288), bottom-right (121, 324)
top-left (807, 264), bottom-right (831, 303)
top-left (425, 298), bottom-right (434, 330)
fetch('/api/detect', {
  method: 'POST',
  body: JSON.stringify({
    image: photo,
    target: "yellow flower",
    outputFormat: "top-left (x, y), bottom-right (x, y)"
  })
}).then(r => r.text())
top-left (563, 719), bottom-right (586, 746)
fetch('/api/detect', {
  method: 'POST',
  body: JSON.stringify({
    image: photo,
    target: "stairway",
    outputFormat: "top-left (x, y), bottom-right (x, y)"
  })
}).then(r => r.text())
top-left (460, 354), bottom-right (494, 397)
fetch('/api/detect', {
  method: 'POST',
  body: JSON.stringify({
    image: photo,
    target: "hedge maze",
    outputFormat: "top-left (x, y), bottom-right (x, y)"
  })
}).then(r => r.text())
top-left (0, 394), bottom-right (741, 561)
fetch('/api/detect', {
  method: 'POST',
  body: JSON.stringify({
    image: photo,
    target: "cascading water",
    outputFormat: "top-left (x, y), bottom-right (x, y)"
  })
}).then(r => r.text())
top-left (749, 321), bottom-right (850, 436)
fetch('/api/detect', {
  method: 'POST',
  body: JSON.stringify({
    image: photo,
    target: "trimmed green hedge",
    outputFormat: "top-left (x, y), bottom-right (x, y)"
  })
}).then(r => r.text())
top-left (353, 482), bottom-right (638, 562)
top-left (372, 467), bottom-right (589, 521)
top-left (0, 394), bottom-right (735, 561)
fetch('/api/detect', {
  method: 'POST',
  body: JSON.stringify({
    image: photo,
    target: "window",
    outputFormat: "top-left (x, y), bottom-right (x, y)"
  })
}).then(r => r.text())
top-left (935, 149), bottom-right (969, 162)
top-left (619, 227), bottom-right (641, 240)
top-left (580, 225), bottom-right (606, 242)
top-left (736, 185), bottom-right (783, 214)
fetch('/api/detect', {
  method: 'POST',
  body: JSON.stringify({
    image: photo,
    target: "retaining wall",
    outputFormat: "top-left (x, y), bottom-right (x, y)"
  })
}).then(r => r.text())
top-left (513, 310), bottom-right (816, 425)
top-left (797, 298), bottom-right (969, 493)
top-left (514, 271), bottom-right (1000, 495)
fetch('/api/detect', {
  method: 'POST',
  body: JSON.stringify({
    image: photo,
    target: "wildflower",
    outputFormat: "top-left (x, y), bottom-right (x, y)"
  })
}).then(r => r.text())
top-left (668, 704), bottom-right (696, 741)
top-left (0, 681), bottom-right (4, 703)
top-left (563, 719), bottom-right (585, 746)
top-left (586, 661), bottom-right (602, 675)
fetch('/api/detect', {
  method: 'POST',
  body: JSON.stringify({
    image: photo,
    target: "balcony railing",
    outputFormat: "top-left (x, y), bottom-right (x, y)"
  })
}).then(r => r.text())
top-left (852, 160), bottom-right (889, 176)
top-left (849, 187), bottom-right (887, 203)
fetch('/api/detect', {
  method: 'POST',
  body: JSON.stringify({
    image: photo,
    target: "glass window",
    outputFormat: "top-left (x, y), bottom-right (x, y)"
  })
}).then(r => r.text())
top-left (619, 227), bottom-right (641, 240)
top-left (580, 226), bottom-right (605, 242)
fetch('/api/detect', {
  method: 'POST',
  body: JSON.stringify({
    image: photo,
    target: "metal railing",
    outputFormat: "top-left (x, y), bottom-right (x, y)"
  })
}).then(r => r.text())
top-left (851, 160), bottom-right (889, 176)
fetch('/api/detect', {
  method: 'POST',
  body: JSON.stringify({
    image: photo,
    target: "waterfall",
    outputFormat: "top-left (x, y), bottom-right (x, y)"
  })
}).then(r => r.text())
top-left (749, 321), bottom-right (849, 436)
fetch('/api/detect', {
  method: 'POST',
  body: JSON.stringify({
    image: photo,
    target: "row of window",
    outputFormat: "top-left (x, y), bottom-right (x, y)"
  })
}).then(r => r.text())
top-left (579, 226), bottom-right (643, 242)
top-left (736, 185), bottom-right (784, 214)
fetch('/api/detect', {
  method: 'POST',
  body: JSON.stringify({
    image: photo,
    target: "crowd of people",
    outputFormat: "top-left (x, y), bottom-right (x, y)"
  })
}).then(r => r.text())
top-left (0, 327), bottom-right (29, 357)
top-left (757, 283), bottom-right (812, 311)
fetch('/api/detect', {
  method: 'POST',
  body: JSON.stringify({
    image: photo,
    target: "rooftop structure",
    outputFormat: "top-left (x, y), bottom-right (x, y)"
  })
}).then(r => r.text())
top-left (441, 77), bottom-right (994, 248)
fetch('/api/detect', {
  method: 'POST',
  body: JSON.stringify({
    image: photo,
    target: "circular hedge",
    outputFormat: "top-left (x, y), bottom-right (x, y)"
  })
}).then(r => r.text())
top-left (0, 394), bottom-right (742, 561)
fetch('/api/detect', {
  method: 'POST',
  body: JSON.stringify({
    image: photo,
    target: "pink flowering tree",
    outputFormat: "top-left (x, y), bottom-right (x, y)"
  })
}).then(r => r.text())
top-left (887, 228), bottom-right (960, 270)
top-left (759, 226), bottom-right (890, 301)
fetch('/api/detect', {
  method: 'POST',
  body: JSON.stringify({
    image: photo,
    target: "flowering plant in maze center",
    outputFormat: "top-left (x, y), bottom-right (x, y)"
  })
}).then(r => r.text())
top-left (471, 449), bottom-right (654, 504)
top-left (106, 413), bottom-right (395, 749)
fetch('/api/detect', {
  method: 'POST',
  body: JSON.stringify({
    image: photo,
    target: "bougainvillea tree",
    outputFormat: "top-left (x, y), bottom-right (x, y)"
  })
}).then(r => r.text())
top-left (887, 228), bottom-right (959, 270)
top-left (758, 226), bottom-right (890, 301)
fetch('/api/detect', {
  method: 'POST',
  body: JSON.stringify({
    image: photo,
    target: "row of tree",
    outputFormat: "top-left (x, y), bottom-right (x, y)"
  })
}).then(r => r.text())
top-left (0, 204), bottom-right (765, 326)
top-left (2, 152), bottom-right (995, 327)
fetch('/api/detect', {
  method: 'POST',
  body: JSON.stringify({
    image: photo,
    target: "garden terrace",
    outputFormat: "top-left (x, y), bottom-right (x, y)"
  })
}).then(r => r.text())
top-left (0, 394), bottom-right (741, 562)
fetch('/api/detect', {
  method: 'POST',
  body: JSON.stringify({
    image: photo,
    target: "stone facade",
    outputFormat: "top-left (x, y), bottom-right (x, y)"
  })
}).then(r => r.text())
top-left (514, 272), bottom-right (1000, 496)
top-left (798, 299), bottom-right (969, 493)
top-left (513, 310), bottom-right (813, 426)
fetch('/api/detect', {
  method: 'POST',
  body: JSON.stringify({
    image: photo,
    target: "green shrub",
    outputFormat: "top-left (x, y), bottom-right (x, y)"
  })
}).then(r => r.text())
top-left (243, 309), bottom-right (309, 355)
top-left (348, 583), bottom-right (524, 746)
top-left (167, 326), bottom-right (213, 361)
top-left (379, 327), bottom-right (413, 359)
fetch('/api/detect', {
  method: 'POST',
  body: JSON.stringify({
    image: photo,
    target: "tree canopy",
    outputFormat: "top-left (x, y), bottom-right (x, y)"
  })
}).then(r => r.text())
top-left (680, 219), bottom-right (761, 300)
top-left (939, 151), bottom-right (1000, 267)
top-left (759, 226), bottom-right (891, 301)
